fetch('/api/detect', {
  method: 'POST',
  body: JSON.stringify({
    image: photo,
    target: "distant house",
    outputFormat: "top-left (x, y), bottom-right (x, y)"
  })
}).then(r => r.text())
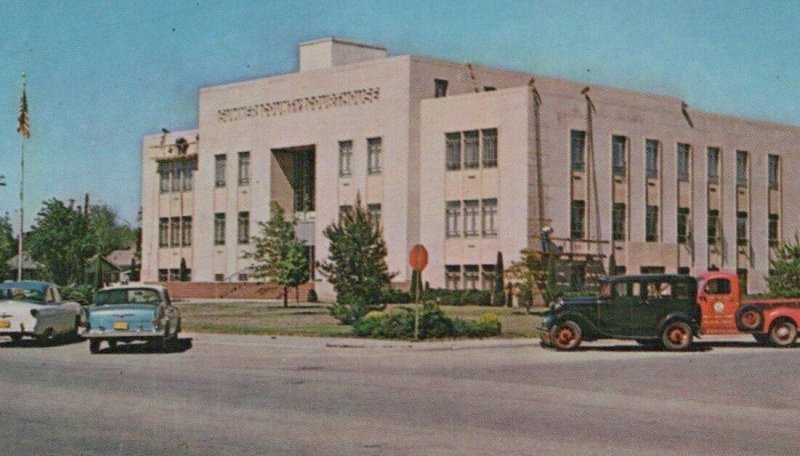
top-left (6, 253), bottom-right (43, 280)
top-left (105, 246), bottom-right (139, 282)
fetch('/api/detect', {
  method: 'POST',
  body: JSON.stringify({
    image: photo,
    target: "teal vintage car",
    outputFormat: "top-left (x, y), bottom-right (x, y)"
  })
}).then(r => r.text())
top-left (83, 285), bottom-right (181, 353)
top-left (539, 274), bottom-right (701, 351)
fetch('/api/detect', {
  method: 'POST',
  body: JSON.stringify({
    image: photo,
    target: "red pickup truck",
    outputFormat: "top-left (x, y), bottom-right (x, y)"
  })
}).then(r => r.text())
top-left (697, 270), bottom-right (799, 346)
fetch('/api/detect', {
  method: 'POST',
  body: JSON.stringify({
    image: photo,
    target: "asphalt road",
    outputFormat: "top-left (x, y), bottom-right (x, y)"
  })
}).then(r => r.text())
top-left (1, 334), bottom-right (798, 455)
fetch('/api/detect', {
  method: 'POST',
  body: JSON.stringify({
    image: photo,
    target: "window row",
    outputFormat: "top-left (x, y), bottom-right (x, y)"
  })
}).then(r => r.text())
top-left (570, 131), bottom-right (781, 190)
top-left (214, 151), bottom-right (250, 188)
top-left (445, 128), bottom-right (498, 171)
top-left (157, 269), bottom-right (192, 282)
top-left (339, 137), bottom-right (383, 177)
top-left (573, 201), bottom-right (780, 246)
top-left (446, 198), bottom-right (497, 238)
top-left (158, 216), bottom-right (192, 247)
top-left (214, 212), bottom-right (250, 245)
top-left (445, 264), bottom-right (498, 290)
top-left (158, 159), bottom-right (196, 193)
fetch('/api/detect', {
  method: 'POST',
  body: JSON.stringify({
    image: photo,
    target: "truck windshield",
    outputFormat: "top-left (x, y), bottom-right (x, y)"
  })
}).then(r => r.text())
top-left (95, 289), bottom-right (161, 305)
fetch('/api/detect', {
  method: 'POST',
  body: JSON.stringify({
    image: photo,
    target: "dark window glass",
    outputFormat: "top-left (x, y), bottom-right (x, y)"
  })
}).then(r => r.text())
top-left (612, 203), bottom-right (626, 241)
top-left (707, 147), bottom-right (720, 184)
top-left (646, 139), bottom-right (659, 178)
top-left (214, 213), bottom-right (225, 245)
top-left (737, 211), bottom-right (748, 246)
top-left (482, 128), bottom-right (498, 168)
top-left (769, 214), bottom-right (779, 247)
top-left (768, 154), bottom-right (780, 190)
top-left (570, 130), bottom-right (586, 171)
top-left (737, 150), bottom-right (748, 187)
top-left (463, 131), bottom-right (479, 169)
top-left (677, 143), bottom-right (691, 182)
top-left (571, 200), bottom-right (585, 239)
top-left (445, 133), bottom-right (461, 171)
top-left (434, 79), bottom-right (448, 98)
top-left (646, 205), bottom-right (659, 242)
top-left (612, 135), bottom-right (626, 177)
top-left (677, 207), bottom-right (690, 244)
top-left (708, 210), bottom-right (720, 246)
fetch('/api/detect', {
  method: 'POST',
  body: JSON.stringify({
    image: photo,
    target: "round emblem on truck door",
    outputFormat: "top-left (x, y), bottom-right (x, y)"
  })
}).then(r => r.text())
top-left (714, 301), bottom-right (725, 313)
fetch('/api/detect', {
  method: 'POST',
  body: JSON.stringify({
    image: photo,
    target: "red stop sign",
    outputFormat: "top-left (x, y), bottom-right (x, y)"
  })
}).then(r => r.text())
top-left (409, 244), bottom-right (428, 271)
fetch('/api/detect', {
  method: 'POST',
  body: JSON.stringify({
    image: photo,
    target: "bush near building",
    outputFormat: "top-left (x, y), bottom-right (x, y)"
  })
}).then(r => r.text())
top-left (351, 303), bottom-right (502, 340)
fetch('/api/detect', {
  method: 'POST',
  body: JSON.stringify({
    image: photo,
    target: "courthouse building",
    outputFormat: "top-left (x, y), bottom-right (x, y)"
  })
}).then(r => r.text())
top-left (141, 37), bottom-right (800, 298)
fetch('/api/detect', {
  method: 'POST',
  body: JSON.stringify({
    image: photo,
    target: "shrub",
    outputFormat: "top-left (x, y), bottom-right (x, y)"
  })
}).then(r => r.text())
top-left (380, 288), bottom-right (412, 304)
top-left (307, 288), bottom-right (318, 303)
top-left (351, 305), bottom-right (501, 340)
top-left (62, 284), bottom-right (94, 306)
top-left (419, 288), bottom-right (493, 306)
top-left (329, 293), bottom-right (386, 325)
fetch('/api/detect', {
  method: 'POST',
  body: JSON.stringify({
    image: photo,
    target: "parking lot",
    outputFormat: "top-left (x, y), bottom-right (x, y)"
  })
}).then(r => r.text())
top-left (1, 333), bottom-right (798, 455)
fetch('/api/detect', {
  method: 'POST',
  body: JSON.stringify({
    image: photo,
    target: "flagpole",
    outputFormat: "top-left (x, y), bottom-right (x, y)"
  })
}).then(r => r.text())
top-left (17, 141), bottom-right (24, 281)
top-left (16, 72), bottom-right (28, 281)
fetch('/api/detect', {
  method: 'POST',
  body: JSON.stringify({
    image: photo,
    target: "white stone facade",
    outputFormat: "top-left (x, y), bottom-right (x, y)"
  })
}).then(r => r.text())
top-left (142, 37), bottom-right (800, 297)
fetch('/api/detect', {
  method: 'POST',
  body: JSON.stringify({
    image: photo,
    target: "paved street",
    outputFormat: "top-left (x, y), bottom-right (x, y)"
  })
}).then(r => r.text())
top-left (1, 333), bottom-right (798, 455)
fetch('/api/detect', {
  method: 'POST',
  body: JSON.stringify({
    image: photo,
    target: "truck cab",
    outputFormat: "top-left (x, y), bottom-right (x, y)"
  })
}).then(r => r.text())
top-left (696, 270), bottom-right (741, 334)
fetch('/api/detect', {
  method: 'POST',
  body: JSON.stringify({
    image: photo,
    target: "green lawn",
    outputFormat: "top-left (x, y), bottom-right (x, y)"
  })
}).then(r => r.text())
top-left (176, 301), bottom-right (543, 338)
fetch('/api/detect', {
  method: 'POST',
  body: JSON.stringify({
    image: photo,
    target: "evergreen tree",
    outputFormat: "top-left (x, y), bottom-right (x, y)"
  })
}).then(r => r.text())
top-left (246, 202), bottom-right (309, 307)
top-left (494, 251), bottom-right (505, 306)
top-left (320, 195), bottom-right (395, 323)
top-left (766, 236), bottom-right (800, 297)
top-left (0, 214), bottom-right (15, 280)
top-left (506, 248), bottom-right (554, 310)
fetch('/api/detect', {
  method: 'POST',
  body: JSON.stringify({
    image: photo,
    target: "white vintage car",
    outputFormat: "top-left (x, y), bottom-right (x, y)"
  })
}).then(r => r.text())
top-left (0, 281), bottom-right (82, 345)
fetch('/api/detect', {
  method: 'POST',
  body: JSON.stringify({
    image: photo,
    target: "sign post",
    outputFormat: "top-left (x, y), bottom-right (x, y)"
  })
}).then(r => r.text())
top-left (409, 245), bottom-right (429, 340)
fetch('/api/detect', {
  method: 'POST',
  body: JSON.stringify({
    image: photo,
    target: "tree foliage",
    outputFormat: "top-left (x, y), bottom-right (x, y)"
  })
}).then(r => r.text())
top-left (766, 235), bottom-right (800, 297)
top-left (319, 196), bottom-right (395, 323)
top-left (25, 198), bottom-right (134, 285)
top-left (246, 202), bottom-right (309, 307)
top-left (506, 248), bottom-right (555, 309)
top-left (0, 214), bottom-right (15, 280)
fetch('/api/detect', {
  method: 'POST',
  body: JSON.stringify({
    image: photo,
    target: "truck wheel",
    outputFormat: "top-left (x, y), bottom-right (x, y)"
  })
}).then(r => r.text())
top-left (769, 319), bottom-right (797, 347)
top-left (661, 321), bottom-right (693, 351)
top-left (89, 339), bottom-right (101, 354)
top-left (753, 334), bottom-right (770, 345)
top-left (550, 320), bottom-right (582, 351)
top-left (738, 305), bottom-right (764, 331)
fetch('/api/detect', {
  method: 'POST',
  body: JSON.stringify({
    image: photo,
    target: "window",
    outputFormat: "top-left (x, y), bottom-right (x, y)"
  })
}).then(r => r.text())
top-left (646, 205), bottom-right (659, 242)
top-left (737, 211), bottom-right (748, 246)
top-left (612, 135), bottom-right (626, 176)
top-left (463, 131), bottom-right (479, 169)
top-left (238, 151), bottom-right (250, 185)
top-left (238, 212), bottom-right (249, 244)
top-left (338, 205), bottom-right (353, 223)
top-left (170, 162), bottom-right (181, 192)
top-left (158, 269), bottom-right (168, 282)
top-left (769, 214), bottom-right (779, 247)
top-left (646, 139), bottom-right (659, 178)
top-left (214, 273), bottom-right (224, 282)
top-left (367, 137), bottom-right (382, 174)
top-left (170, 217), bottom-right (180, 247)
top-left (159, 162), bottom-right (171, 193)
top-left (615, 281), bottom-right (640, 297)
top-left (159, 218), bottom-right (169, 247)
top-left (708, 209), bottom-right (720, 245)
top-left (640, 266), bottom-right (666, 274)
top-left (445, 132), bottom-right (461, 171)
top-left (434, 79), bottom-right (448, 98)
top-left (464, 265), bottom-right (479, 290)
top-left (482, 128), bottom-right (498, 168)
top-left (678, 267), bottom-right (690, 275)
top-left (367, 203), bottom-right (381, 223)
top-left (768, 154), bottom-right (780, 190)
top-left (677, 207), bottom-right (690, 244)
top-left (481, 198), bottom-right (497, 237)
top-left (570, 130), bottom-right (586, 171)
top-left (704, 278), bottom-right (731, 295)
top-left (446, 201), bottom-right (461, 238)
top-left (677, 143), bottom-right (691, 182)
top-left (736, 150), bottom-right (748, 187)
top-left (481, 264), bottom-right (496, 291)
top-left (181, 216), bottom-right (192, 246)
top-left (612, 203), bottom-right (626, 241)
top-left (339, 140), bottom-right (352, 177)
top-left (214, 213), bottom-right (225, 245)
top-left (238, 274), bottom-right (249, 282)
top-left (215, 154), bottom-right (226, 187)
top-left (182, 160), bottom-right (193, 191)
top-left (707, 147), bottom-right (720, 184)
top-left (463, 200), bottom-right (480, 237)
top-left (570, 200), bottom-right (585, 239)
top-left (445, 265), bottom-right (461, 289)
top-left (483, 86), bottom-right (496, 92)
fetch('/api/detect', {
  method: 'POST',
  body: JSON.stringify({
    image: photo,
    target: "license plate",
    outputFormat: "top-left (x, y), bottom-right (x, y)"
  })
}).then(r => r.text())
top-left (113, 321), bottom-right (129, 331)
top-left (0, 320), bottom-right (9, 329)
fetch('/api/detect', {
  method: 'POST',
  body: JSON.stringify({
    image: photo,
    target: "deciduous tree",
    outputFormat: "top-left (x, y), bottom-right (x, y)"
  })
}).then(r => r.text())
top-left (766, 236), bottom-right (800, 297)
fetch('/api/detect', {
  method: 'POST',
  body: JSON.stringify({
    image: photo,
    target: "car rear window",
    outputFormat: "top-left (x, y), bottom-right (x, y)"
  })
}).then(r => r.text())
top-left (0, 287), bottom-right (44, 303)
top-left (95, 289), bottom-right (160, 305)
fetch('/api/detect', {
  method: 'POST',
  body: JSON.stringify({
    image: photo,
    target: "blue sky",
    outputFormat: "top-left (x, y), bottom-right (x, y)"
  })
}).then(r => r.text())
top-left (2, 0), bottom-right (799, 230)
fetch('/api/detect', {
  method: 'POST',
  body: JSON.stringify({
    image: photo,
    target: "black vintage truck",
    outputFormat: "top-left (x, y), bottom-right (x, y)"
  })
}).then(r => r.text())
top-left (539, 274), bottom-right (701, 351)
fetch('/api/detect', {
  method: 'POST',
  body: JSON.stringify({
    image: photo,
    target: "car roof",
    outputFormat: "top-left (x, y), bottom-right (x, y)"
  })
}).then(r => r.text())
top-left (98, 283), bottom-right (167, 293)
top-left (602, 274), bottom-right (696, 283)
top-left (0, 280), bottom-right (52, 293)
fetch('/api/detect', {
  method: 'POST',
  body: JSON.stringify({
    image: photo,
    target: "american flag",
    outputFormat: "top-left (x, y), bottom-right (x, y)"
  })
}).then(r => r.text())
top-left (17, 86), bottom-right (30, 138)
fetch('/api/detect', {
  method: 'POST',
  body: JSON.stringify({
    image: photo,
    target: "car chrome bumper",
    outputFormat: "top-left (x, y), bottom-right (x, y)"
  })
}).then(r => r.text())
top-left (82, 330), bottom-right (162, 339)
